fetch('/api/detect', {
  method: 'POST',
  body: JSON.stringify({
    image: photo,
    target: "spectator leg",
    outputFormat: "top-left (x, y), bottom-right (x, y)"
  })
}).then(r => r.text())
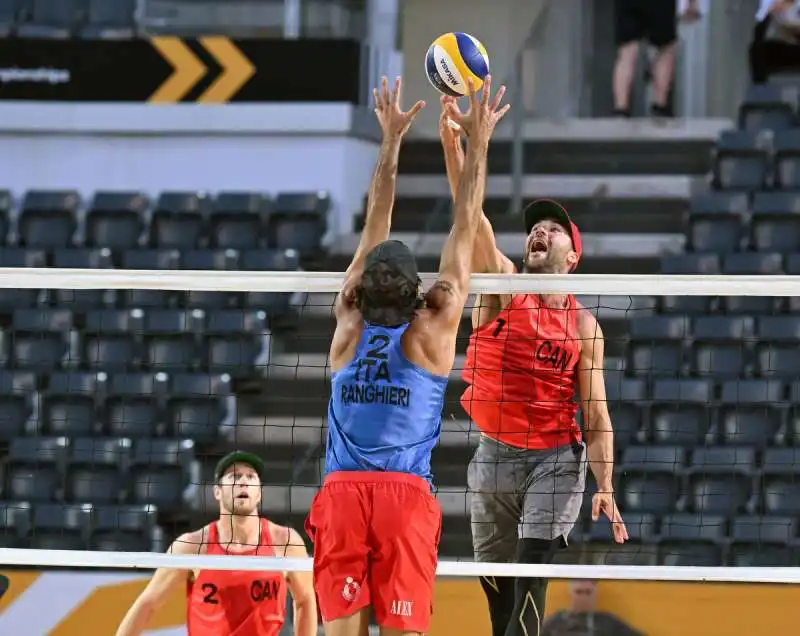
top-left (613, 41), bottom-right (640, 115)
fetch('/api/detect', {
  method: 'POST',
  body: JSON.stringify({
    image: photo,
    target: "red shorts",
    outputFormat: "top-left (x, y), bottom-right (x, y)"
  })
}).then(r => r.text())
top-left (305, 471), bottom-right (442, 632)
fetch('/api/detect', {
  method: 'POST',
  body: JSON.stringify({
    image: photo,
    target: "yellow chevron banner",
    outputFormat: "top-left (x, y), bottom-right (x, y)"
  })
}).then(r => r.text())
top-left (149, 36), bottom-right (256, 104)
top-left (1, 571), bottom-right (796, 635)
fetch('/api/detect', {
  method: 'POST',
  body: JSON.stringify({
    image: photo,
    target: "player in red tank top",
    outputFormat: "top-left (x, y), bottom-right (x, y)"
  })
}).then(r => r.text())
top-left (439, 98), bottom-right (629, 636)
top-left (115, 451), bottom-right (317, 636)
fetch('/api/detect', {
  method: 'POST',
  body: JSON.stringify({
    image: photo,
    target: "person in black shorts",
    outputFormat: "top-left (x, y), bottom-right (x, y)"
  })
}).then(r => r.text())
top-left (612, 0), bottom-right (700, 118)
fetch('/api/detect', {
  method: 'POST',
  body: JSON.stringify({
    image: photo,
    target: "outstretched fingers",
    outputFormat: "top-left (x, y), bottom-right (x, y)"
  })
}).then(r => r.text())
top-left (480, 74), bottom-right (492, 106)
top-left (406, 99), bottom-right (426, 120)
top-left (391, 75), bottom-right (401, 107)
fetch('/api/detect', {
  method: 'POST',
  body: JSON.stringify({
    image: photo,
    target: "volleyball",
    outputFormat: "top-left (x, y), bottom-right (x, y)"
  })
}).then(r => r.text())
top-left (425, 32), bottom-right (490, 97)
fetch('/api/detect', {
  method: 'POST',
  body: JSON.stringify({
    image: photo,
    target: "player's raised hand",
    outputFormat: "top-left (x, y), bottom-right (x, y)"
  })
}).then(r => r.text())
top-left (592, 491), bottom-right (629, 544)
top-left (446, 75), bottom-right (509, 143)
top-left (438, 95), bottom-right (464, 145)
top-left (373, 76), bottom-right (425, 140)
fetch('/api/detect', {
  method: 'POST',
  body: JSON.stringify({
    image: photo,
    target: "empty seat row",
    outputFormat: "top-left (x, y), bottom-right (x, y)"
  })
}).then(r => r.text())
top-left (605, 375), bottom-right (800, 403)
top-left (628, 315), bottom-right (800, 342)
top-left (628, 341), bottom-right (800, 379)
top-left (3, 436), bottom-right (197, 508)
top-left (0, 0), bottom-right (136, 39)
top-left (687, 195), bottom-right (800, 252)
top-left (0, 246), bottom-right (301, 270)
top-left (593, 403), bottom-right (800, 449)
top-left (711, 128), bottom-right (800, 190)
top-left (0, 370), bottom-right (234, 442)
top-left (582, 540), bottom-right (800, 567)
top-left (0, 501), bottom-right (160, 552)
top-left (587, 511), bottom-right (797, 545)
top-left (739, 83), bottom-right (800, 134)
top-left (0, 190), bottom-right (329, 252)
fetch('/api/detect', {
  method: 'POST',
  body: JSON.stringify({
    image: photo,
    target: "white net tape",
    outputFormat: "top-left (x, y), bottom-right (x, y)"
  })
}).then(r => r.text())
top-left (1, 268), bottom-right (799, 296)
top-left (1, 269), bottom-right (799, 585)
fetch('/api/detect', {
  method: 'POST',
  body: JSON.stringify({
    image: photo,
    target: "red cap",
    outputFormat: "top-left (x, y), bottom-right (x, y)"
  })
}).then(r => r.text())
top-left (523, 199), bottom-right (583, 272)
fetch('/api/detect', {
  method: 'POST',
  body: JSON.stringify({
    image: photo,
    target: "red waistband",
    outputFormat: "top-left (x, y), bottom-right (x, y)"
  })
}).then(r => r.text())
top-left (323, 471), bottom-right (430, 493)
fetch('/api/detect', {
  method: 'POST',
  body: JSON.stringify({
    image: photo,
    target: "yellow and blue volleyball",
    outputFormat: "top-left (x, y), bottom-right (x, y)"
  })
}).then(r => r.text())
top-left (425, 32), bottom-right (490, 97)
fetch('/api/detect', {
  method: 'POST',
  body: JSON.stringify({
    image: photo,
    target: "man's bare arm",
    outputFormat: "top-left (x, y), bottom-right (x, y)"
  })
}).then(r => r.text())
top-left (427, 77), bottom-right (509, 329)
top-left (577, 314), bottom-right (614, 493)
top-left (115, 534), bottom-right (200, 636)
top-left (577, 309), bottom-right (628, 543)
top-left (340, 76), bottom-right (424, 298)
top-left (440, 108), bottom-right (515, 278)
top-left (284, 529), bottom-right (317, 636)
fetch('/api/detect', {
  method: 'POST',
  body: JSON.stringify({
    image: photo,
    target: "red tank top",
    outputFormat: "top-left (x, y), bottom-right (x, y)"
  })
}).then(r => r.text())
top-left (187, 518), bottom-right (287, 636)
top-left (461, 293), bottom-right (582, 449)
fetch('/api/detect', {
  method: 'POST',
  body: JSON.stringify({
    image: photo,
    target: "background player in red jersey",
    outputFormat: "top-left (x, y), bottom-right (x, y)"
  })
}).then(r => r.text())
top-left (307, 75), bottom-right (508, 636)
top-left (439, 97), bottom-right (629, 636)
top-left (115, 451), bottom-right (317, 636)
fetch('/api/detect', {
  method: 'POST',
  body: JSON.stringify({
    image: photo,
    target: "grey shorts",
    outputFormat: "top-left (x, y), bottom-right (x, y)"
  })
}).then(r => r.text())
top-left (467, 434), bottom-right (587, 562)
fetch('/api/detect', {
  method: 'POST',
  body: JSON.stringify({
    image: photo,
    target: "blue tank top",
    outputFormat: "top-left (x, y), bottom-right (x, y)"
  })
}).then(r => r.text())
top-left (326, 322), bottom-right (448, 485)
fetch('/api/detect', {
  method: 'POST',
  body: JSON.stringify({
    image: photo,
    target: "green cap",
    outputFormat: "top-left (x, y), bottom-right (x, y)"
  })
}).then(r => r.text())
top-left (214, 451), bottom-right (266, 483)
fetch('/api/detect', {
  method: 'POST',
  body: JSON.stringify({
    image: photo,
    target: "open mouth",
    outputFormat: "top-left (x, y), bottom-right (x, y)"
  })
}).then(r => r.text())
top-left (235, 492), bottom-right (249, 500)
top-left (530, 238), bottom-right (548, 254)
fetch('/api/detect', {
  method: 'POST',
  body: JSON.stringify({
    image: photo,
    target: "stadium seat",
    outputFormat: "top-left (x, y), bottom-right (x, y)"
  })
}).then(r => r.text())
top-left (17, 0), bottom-right (82, 38)
top-left (773, 129), bottom-right (800, 189)
top-left (5, 436), bottom-right (68, 502)
top-left (129, 438), bottom-right (196, 508)
top-left (241, 249), bottom-right (301, 318)
top-left (722, 252), bottom-right (783, 275)
top-left (0, 370), bottom-right (36, 440)
top-left (691, 315), bottom-right (754, 379)
top-left (685, 447), bottom-right (757, 514)
top-left (757, 344), bottom-right (800, 380)
top-left (122, 248), bottom-right (180, 270)
top-left (618, 446), bottom-right (686, 513)
top-left (751, 192), bottom-right (800, 253)
top-left (0, 1), bottom-right (18, 38)
top-left (52, 249), bottom-right (115, 310)
top-left (106, 372), bottom-right (169, 440)
top-left (268, 192), bottom-right (330, 254)
top-left (167, 372), bottom-right (234, 443)
top-left (181, 250), bottom-right (241, 309)
top-left (660, 253), bottom-right (720, 274)
top-left (761, 448), bottom-right (800, 515)
top-left (738, 84), bottom-right (796, 133)
top-left (687, 192), bottom-right (747, 253)
top-left (718, 379), bottom-right (786, 447)
top-left (30, 503), bottom-right (90, 551)
top-left (82, 309), bottom-right (142, 372)
top-left (150, 192), bottom-right (211, 249)
top-left (0, 501), bottom-right (31, 547)
top-left (9, 308), bottom-right (75, 371)
top-left (210, 192), bottom-right (268, 250)
top-left (729, 516), bottom-right (798, 566)
top-left (81, 0), bottom-right (136, 39)
top-left (67, 437), bottom-right (129, 503)
top-left (143, 309), bottom-right (203, 371)
top-left (204, 309), bottom-right (270, 375)
top-left (659, 541), bottom-right (723, 566)
top-left (0, 190), bottom-right (11, 243)
top-left (119, 252), bottom-right (179, 308)
top-left (589, 511), bottom-right (656, 543)
top-left (711, 131), bottom-right (769, 191)
top-left (757, 316), bottom-right (800, 342)
top-left (42, 371), bottom-right (102, 437)
top-left (86, 191), bottom-right (147, 250)
top-left (90, 504), bottom-right (158, 552)
top-left (18, 190), bottom-right (79, 248)
top-left (659, 512), bottom-right (727, 547)
top-left (650, 379), bottom-right (714, 447)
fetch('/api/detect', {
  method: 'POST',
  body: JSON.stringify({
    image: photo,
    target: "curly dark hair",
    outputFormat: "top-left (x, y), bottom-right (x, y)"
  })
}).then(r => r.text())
top-left (355, 262), bottom-right (422, 327)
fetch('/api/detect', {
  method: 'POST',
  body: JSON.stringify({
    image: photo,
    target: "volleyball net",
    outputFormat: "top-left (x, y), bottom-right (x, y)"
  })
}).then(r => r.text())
top-left (0, 268), bottom-right (799, 630)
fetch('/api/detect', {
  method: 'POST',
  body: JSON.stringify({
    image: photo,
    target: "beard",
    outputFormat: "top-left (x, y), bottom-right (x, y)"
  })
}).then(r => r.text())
top-left (523, 251), bottom-right (562, 273)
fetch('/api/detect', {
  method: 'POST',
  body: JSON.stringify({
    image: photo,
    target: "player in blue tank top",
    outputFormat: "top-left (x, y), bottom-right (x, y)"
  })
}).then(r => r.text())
top-left (305, 74), bottom-right (510, 636)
